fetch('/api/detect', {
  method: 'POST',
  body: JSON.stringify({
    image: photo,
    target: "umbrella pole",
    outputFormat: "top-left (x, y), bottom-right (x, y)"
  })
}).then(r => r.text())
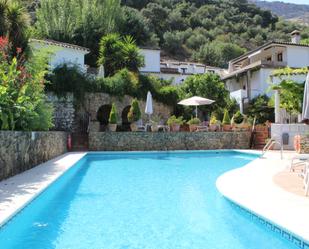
top-left (195, 106), bottom-right (198, 118)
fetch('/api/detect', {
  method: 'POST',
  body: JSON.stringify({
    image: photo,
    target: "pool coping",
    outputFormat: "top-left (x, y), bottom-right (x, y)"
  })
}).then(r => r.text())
top-left (0, 152), bottom-right (87, 227)
top-left (216, 151), bottom-right (309, 246)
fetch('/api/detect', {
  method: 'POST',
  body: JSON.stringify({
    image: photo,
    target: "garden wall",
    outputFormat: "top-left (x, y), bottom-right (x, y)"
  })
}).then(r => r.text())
top-left (89, 131), bottom-right (251, 151)
top-left (0, 131), bottom-right (67, 181)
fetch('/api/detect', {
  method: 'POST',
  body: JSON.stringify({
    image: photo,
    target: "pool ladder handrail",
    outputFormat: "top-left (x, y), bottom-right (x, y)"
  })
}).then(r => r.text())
top-left (262, 137), bottom-right (283, 160)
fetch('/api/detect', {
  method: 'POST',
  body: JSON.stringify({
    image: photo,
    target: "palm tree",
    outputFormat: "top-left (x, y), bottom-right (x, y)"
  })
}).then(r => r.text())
top-left (0, 0), bottom-right (30, 55)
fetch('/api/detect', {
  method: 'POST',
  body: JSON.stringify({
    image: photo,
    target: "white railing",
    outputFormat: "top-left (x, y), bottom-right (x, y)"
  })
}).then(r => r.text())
top-left (262, 137), bottom-right (283, 160)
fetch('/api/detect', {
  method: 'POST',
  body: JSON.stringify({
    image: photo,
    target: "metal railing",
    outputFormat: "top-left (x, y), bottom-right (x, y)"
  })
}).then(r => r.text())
top-left (262, 137), bottom-right (283, 159)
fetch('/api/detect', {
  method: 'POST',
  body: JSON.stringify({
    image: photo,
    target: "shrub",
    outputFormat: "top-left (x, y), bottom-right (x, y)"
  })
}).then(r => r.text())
top-left (167, 115), bottom-right (184, 126)
top-left (0, 37), bottom-right (53, 131)
top-left (209, 114), bottom-right (217, 125)
top-left (108, 103), bottom-right (117, 124)
top-left (127, 98), bottom-right (141, 122)
top-left (232, 111), bottom-right (244, 124)
top-left (187, 117), bottom-right (201, 125)
top-left (247, 95), bottom-right (274, 124)
top-left (222, 109), bottom-right (231, 125)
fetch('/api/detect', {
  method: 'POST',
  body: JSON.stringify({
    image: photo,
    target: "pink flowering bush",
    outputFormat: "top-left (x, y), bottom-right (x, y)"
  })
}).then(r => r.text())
top-left (0, 36), bottom-right (53, 130)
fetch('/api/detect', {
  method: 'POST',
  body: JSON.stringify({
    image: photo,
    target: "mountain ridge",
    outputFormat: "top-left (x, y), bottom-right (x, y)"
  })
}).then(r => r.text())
top-left (249, 0), bottom-right (309, 25)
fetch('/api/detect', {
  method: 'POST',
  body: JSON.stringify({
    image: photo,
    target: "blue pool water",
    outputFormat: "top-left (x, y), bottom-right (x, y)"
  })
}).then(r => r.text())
top-left (0, 151), bottom-right (300, 249)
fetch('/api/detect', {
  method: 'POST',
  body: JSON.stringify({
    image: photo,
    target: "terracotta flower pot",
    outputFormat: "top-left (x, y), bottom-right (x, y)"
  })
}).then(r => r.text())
top-left (130, 123), bottom-right (138, 132)
top-left (151, 124), bottom-right (159, 132)
top-left (189, 124), bottom-right (198, 132)
top-left (222, 124), bottom-right (232, 132)
top-left (108, 124), bottom-right (117, 132)
top-left (209, 124), bottom-right (217, 131)
top-left (170, 124), bottom-right (180, 132)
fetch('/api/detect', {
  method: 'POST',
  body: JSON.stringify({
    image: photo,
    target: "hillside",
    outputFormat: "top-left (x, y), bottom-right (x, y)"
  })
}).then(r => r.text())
top-left (29, 0), bottom-right (309, 67)
top-left (249, 0), bottom-right (309, 25)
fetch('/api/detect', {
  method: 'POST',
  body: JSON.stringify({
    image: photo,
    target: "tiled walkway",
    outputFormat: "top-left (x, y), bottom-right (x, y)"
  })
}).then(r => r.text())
top-left (217, 150), bottom-right (309, 243)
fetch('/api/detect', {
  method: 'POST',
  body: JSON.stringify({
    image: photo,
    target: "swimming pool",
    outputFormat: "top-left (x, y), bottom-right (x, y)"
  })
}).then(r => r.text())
top-left (0, 151), bottom-right (300, 249)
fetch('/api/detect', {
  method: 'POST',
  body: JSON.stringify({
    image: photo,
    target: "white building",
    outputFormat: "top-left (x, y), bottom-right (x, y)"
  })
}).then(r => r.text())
top-left (222, 30), bottom-right (309, 113)
top-left (139, 48), bottom-right (223, 85)
top-left (29, 39), bottom-right (90, 71)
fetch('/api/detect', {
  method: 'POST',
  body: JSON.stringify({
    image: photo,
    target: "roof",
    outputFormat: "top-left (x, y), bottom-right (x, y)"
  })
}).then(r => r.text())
top-left (160, 60), bottom-right (206, 67)
top-left (230, 41), bottom-right (309, 64)
top-left (160, 67), bottom-right (180, 74)
top-left (29, 39), bottom-right (90, 53)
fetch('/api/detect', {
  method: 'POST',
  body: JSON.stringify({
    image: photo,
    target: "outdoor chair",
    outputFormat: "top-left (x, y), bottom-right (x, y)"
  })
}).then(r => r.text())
top-left (290, 154), bottom-right (309, 172)
top-left (301, 162), bottom-right (309, 196)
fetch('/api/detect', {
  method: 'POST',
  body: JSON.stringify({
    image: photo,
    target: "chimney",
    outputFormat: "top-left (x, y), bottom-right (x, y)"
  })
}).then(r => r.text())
top-left (291, 30), bottom-right (301, 44)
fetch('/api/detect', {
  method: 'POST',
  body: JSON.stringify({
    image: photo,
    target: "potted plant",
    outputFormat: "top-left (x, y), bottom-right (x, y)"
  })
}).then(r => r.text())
top-left (150, 115), bottom-right (161, 132)
top-left (167, 115), bottom-right (184, 132)
top-left (232, 110), bottom-right (244, 131)
top-left (222, 109), bottom-right (231, 131)
top-left (187, 117), bottom-right (201, 132)
top-left (209, 114), bottom-right (218, 131)
top-left (108, 103), bottom-right (118, 132)
top-left (127, 98), bottom-right (141, 131)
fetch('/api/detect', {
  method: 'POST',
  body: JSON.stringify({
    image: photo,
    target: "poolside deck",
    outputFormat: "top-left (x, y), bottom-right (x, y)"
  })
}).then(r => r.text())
top-left (217, 150), bottom-right (309, 244)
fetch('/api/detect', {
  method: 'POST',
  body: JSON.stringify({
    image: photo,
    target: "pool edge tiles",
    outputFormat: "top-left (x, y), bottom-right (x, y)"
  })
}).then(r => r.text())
top-left (216, 151), bottom-right (309, 246)
top-left (0, 152), bottom-right (87, 227)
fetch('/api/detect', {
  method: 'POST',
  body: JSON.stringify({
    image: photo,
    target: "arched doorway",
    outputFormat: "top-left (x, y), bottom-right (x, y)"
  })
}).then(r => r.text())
top-left (121, 105), bottom-right (131, 131)
top-left (97, 105), bottom-right (112, 130)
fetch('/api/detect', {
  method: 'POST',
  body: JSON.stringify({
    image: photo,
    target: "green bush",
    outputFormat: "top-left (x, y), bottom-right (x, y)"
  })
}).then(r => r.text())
top-left (46, 64), bottom-right (98, 106)
top-left (232, 111), bottom-right (244, 124)
top-left (108, 103), bottom-right (117, 124)
top-left (187, 117), bottom-right (201, 125)
top-left (127, 98), bottom-right (141, 122)
top-left (247, 95), bottom-right (274, 124)
top-left (222, 109), bottom-right (231, 125)
top-left (167, 115), bottom-right (184, 126)
top-left (0, 37), bottom-right (53, 131)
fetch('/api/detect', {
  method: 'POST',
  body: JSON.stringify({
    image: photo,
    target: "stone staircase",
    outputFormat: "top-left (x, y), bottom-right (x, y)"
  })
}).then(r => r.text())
top-left (252, 125), bottom-right (270, 150)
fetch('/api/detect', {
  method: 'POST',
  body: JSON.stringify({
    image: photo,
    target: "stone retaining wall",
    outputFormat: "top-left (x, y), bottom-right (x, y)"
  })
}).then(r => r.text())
top-left (0, 131), bottom-right (67, 181)
top-left (89, 131), bottom-right (251, 151)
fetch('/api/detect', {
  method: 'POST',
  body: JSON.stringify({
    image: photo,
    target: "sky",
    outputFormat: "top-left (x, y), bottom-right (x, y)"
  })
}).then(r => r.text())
top-left (264, 0), bottom-right (309, 4)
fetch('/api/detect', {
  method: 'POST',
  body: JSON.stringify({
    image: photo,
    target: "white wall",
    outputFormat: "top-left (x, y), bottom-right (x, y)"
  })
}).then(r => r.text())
top-left (30, 41), bottom-right (88, 71)
top-left (271, 124), bottom-right (309, 150)
top-left (286, 46), bottom-right (309, 68)
top-left (140, 49), bottom-right (161, 73)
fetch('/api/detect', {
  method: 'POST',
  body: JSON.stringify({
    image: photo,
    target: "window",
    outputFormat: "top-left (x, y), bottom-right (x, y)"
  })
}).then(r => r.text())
top-left (277, 53), bottom-right (283, 62)
top-left (181, 68), bottom-right (186, 74)
top-left (266, 56), bottom-right (272, 62)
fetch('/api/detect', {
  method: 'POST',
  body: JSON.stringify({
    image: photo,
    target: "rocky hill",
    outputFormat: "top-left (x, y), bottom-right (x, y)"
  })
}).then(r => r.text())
top-left (249, 0), bottom-right (309, 25)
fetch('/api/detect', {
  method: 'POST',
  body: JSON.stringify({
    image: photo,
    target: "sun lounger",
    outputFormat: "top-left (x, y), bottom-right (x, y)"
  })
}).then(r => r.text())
top-left (290, 154), bottom-right (309, 172)
top-left (301, 162), bottom-right (309, 196)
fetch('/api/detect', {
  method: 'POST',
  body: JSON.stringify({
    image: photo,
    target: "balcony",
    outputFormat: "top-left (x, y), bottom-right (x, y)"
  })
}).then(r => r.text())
top-left (222, 60), bottom-right (287, 80)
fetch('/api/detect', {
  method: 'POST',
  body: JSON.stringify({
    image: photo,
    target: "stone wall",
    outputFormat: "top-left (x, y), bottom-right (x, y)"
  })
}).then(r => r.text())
top-left (83, 93), bottom-right (172, 122)
top-left (0, 131), bottom-right (67, 181)
top-left (47, 92), bottom-right (75, 131)
top-left (89, 131), bottom-right (251, 151)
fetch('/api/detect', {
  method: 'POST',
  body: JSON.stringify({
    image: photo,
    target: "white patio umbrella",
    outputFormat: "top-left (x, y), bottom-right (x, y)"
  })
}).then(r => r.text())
top-left (145, 91), bottom-right (153, 120)
top-left (178, 96), bottom-right (215, 118)
top-left (302, 72), bottom-right (309, 123)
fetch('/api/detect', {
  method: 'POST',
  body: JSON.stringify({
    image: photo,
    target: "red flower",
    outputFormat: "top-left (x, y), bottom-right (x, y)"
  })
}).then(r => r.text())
top-left (16, 47), bottom-right (22, 54)
top-left (0, 36), bottom-right (8, 50)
